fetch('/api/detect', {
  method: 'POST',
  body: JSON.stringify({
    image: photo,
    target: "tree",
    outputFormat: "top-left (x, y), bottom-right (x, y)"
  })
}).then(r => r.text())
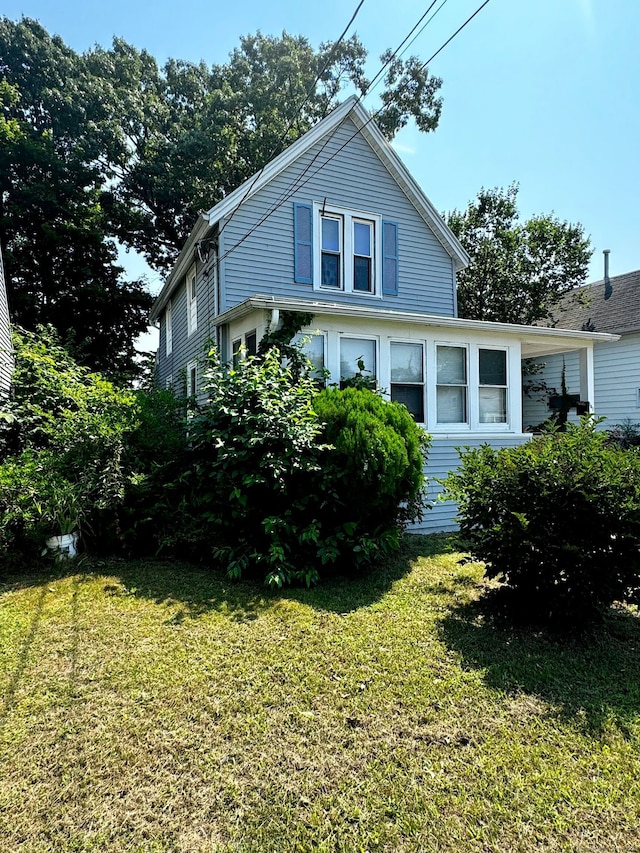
top-left (447, 184), bottom-right (591, 325)
top-left (0, 19), bottom-right (152, 381)
top-left (91, 31), bottom-right (444, 272)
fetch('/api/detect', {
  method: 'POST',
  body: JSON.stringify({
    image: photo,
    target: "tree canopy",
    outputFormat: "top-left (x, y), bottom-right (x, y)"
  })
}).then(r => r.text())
top-left (0, 19), bottom-right (445, 377)
top-left (447, 184), bottom-right (591, 326)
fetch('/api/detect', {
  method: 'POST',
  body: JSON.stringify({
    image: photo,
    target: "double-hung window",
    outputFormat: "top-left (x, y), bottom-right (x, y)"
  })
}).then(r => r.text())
top-left (391, 342), bottom-right (424, 422)
top-left (339, 337), bottom-right (376, 389)
top-left (315, 204), bottom-right (380, 296)
top-left (436, 345), bottom-right (468, 424)
top-left (186, 265), bottom-right (197, 335)
top-left (293, 332), bottom-right (326, 384)
top-left (186, 360), bottom-right (197, 398)
top-left (478, 348), bottom-right (508, 423)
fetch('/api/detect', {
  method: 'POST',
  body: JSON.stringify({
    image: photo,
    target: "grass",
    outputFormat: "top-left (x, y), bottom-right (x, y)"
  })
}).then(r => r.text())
top-left (1, 535), bottom-right (640, 852)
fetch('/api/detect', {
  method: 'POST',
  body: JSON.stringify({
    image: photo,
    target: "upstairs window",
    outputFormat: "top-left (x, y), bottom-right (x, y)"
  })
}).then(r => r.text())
top-left (353, 220), bottom-right (373, 293)
top-left (186, 265), bottom-right (197, 336)
top-left (294, 203), bottom-right (398, 296)
top-left (321, 215), bottom-right (342, 288)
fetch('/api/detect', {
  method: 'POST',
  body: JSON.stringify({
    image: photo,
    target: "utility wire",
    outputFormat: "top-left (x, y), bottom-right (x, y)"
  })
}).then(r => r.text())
top-left (216, 0), bottom-right (366, 240)
top-left (217, 0), bottom-right (492, 267)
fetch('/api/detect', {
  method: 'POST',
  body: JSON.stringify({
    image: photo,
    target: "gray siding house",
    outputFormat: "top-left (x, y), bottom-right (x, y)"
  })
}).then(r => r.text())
top-left (523, 263), bottom-right (640, 431)
top-left (151, 97), bottom-right (614, 531)
top-left (0, 245), bottom-right (12, 396)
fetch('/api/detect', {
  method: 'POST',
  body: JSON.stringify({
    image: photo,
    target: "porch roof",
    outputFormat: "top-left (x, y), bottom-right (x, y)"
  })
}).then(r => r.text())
top-left (213, 295), bottom-right (619, 357)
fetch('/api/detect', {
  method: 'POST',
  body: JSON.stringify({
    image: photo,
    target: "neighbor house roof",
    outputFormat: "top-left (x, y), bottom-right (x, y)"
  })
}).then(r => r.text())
top-left (551, 269), bottom-right (640, 335)
top-left (150, 96), bottom-right (469, 323)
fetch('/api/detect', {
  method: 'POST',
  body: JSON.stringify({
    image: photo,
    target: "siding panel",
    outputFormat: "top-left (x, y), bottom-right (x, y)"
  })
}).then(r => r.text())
top-left (221, 117), bottom-right (455, 316)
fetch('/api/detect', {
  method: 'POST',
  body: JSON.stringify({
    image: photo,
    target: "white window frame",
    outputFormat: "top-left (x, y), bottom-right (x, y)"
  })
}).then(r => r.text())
top-left (477, 346), bottom-right (509, 427)
top-left (435, 342), bottom-right (469, 429)
top-left (293, 331), bottom-right (327, 384)
top-left (428, 341), bottom-right (513, 433)
top-left (390, 340), bottom-right (426, 423)
top-left (186, 264), bottom-right (197, 336)
top-left (338, 334), bottom-right (378, 388)
top-left (313, 202), bottom-right (382, 297)
top-left (165, 299), bottom-right (172, 356)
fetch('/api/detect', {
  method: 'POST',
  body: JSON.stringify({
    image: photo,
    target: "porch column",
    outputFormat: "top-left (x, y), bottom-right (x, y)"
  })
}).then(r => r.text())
top-left (578, 345), bottom-right (595, 411)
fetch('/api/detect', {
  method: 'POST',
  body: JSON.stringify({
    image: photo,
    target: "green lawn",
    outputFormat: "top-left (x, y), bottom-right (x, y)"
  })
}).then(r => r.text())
top-left (1, 536), bottom-right (639, 852)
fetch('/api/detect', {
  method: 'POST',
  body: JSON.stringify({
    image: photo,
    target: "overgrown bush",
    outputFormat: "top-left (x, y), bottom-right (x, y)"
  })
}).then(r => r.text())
top-left (443, 418), bottom-right (640, 626)
top-left (168, 348), bottom-right (430, 587)
top-left (0, 327), bottom-right (187, 562)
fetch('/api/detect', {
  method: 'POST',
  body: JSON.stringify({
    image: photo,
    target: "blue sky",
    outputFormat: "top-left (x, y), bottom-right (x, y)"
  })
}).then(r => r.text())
top-left (4, 0), bottom-right (639, 339)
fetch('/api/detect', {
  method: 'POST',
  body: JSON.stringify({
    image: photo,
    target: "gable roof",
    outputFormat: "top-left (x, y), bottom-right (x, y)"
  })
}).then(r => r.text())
top-left (150, 96), bottom-right (468, 322)
top-left (551, 269), bottom-right (640, 334)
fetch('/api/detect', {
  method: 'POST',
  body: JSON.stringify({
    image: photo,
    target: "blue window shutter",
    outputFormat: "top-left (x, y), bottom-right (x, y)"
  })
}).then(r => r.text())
top-left (382, 220), bottom-right (399, 296)
top-left (294, 202), bottom-right (313, 284)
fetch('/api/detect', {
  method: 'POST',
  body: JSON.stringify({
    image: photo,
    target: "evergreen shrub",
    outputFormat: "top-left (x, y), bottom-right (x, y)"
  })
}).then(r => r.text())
top-left (443, 418), bottom-right (640, 625)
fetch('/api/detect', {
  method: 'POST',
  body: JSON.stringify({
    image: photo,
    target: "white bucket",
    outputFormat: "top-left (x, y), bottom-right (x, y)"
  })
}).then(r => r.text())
top-left (45, 532), bottom-right (79, 559)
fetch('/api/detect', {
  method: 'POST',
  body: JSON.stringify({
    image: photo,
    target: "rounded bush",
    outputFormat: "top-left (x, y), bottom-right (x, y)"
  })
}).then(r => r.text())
top-left (443, 418), bottom-right (640, 625)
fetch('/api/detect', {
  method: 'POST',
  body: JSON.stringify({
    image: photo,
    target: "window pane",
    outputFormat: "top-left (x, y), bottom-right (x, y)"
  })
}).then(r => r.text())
top-left (479, 387), bottom-right (507, 423)
top-left (437, 346), bottom-right (466, 385)
top-left (322, 217), bottom-right (340, 252)
top-left (340, 338), bottom-right (376, 381)
top-left (354, 221), bottom-right (371, 256)
top-left (391, 342), bottom-right (423, 383)
top-left (321, 253), bottom-right (340, 287)
top-left (354, 256), bottom-right (372, 291)
top-left (294, 333), bottom-right (325, 377)
top-left (245, 331), bottom-right (257, 357)
top-left (437, 386), bottom-right (467, 423)
top-left (479, 349), bottom-right (507, 386)
top-left (391, 384), bottom-right (424, 422)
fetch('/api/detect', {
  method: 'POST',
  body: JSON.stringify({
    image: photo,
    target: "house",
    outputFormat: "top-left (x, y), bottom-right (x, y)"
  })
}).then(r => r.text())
top-left (522, 255), bottom-right (638, 431)
top-left (0, 245), bottom-right (12, 397)
top-left (150, 96), bottom-right (616, 532)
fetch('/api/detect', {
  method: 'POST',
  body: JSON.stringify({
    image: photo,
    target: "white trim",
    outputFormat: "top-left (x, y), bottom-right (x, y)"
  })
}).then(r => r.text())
top-left (186, 264), bottom-right (197, 336)
top-left (313, 202), bottom-right (382, 298)
top-left (212, 295), bottom-right (619, 355)
top-left (186, 360), bottom-right (197, 397)
top-left (165, 299), bottom-right (172, 356)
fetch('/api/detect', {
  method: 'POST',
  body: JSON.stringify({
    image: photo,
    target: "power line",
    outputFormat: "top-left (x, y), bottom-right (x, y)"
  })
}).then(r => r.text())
top-left (217, 0), bottom-right (492, 268)
top-left (216, 0), bottom-right (366, 241)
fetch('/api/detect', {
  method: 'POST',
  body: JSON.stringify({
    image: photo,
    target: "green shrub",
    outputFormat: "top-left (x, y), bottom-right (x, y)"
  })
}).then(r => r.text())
top-left (0, 327), bottom-right (187, 562)
top-left (313, 387), bottom-right (429, 532)
top-left (170, 350), bottom-right (430, 587)
top-left (443, 418), bottom-right (640, 625)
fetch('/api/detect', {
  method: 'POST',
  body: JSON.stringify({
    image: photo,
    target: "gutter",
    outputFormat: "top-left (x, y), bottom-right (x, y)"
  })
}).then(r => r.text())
top-left (212, 294), bottom-right (620, 345)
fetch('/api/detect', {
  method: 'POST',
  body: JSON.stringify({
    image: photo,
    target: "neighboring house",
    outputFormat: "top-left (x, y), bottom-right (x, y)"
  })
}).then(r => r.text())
top-left (0, 245), bottom-right (12, 396)
top-left (150, 96), bottom-right (616, 531)
top-left (523, 258), bottom-right (638, 431)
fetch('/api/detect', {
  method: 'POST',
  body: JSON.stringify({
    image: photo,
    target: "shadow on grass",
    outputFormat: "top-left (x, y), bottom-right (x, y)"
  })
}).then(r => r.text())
top-left (0, 533), bottom-right (451, 621)
top-left (95, 533), bottom-right (449, 620)
top-left (439, 592), bottom-right (640, 737)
